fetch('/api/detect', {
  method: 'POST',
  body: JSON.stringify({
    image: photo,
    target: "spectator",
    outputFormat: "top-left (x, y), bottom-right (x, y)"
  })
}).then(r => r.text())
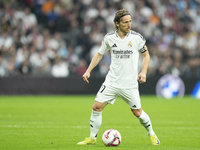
top-left (22, 7), bottom-right (37, 31)
top-left (0, 56), bottom-right (7, 76)
top-left (0, 0), bottom-right (200, 77)
top-left (19, 60), bottom-right (31, 75)
top-left (0, 31), bottom-right (14, 52)
top-left (29, 50), bottom-right (51, 76)
top-left (51, 58), bottom-right (69, 77)
top-left (41, 0), bottom-right (54, 15)
top-left (76, 59), bottom-right (87, 76)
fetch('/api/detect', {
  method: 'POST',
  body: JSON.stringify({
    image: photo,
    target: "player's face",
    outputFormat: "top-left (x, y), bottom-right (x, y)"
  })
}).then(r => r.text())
top-left (117, 15), bottom-right (132, 34)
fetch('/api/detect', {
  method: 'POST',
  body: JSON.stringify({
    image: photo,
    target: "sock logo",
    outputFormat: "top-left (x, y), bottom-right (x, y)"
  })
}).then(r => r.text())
top-left (90, 120), bottom-right (94, 128)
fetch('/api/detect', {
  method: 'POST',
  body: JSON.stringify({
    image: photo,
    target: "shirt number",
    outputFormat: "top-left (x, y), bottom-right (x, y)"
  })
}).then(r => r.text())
top-left (99, 85), bottom-right (106, 93)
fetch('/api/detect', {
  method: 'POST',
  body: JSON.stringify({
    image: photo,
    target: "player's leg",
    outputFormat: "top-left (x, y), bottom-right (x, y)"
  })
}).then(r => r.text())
top-left (77, 101), bottom-right (107, 145)
top-left (131, 108), bottom-right (160, 145)
top-left (131, 108), bottom-right (155, 135)
top-left (77, 84), bottom-right (117, 145)
top-left (119, 89), bottom-right (160, 145)
top-left (90, 101), bottom-right (108, 140)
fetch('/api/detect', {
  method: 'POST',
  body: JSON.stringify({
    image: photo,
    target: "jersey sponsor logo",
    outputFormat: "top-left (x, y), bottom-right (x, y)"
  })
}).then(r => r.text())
top-left (128, 41), bottom-right (133, 47)
top-left (113, 50), bottom-right (133, 54)
top-left (112, 43), bottom-right (117, 47)
top-left (114, 55), bottom-right (130, 59)
top-left (113, 50), bottom-right (133, 59)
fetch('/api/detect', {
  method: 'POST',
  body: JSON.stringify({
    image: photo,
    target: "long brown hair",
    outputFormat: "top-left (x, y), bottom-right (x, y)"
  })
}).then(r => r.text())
top-left (113, 9), bottom-right (131, 29)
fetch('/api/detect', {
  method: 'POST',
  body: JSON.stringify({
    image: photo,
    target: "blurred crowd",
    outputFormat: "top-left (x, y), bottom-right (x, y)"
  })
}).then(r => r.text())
top-left (0, 0), bottom-right (200, 78)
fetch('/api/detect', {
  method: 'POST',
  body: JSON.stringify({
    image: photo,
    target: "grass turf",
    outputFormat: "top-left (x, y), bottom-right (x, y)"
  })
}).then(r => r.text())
top-left (0, 95), bottom-right (199, 150)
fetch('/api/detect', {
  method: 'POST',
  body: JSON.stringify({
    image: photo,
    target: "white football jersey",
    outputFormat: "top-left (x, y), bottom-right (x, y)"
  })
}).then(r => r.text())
top-left (98, 30), bottom-right (146, 89)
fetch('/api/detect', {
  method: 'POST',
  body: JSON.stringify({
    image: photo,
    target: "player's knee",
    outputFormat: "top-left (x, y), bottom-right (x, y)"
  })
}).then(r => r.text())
top-left (133, 111), bottom-right (141, 118)
top-left (92, 102), bottom-right (106, 112)
top-left (92, 104), bottom-right (103, 112)
top-left (92, 101), bottom-right (107, 112)
top-left (131, 109), bottom-right (142, 118)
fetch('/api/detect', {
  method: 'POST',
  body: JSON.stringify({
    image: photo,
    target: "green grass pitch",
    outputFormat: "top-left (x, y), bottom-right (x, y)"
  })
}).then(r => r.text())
top-left (0, 95), bottom-right (200, 150)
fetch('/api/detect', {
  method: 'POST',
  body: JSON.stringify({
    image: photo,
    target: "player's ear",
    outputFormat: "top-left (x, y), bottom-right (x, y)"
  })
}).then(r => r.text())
top-left (115, 21), bottom-right (119, 28)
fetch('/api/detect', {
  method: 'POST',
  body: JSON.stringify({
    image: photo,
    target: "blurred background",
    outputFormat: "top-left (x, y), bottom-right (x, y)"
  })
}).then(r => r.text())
top-left (0, 0), bottom-right (200, 96)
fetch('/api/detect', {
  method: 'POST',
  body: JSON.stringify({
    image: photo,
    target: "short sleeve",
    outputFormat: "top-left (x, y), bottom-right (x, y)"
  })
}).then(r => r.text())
top-left (137, 33), bottom-right (146, 50)
top-left (98, 36), bottom-right (110, 55)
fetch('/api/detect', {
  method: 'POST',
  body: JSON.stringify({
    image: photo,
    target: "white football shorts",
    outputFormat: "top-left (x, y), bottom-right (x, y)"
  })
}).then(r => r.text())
top-left (95, 84), bottom-right (141, 109)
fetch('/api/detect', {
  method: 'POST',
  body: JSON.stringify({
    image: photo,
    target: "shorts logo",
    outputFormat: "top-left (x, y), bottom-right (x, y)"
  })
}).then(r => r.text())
top-left (128, 41), bottom-right (133, 47)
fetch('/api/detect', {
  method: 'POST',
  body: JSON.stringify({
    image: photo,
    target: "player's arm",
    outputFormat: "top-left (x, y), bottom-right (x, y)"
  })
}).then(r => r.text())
top-left (138, 49), bottom-right (150, 84)
top-left (82, 52), bottom-right (103, 84)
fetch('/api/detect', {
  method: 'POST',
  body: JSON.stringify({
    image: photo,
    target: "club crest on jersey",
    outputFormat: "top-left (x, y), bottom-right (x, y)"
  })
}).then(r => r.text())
top-left (128, 41), bottom-right (133, 47)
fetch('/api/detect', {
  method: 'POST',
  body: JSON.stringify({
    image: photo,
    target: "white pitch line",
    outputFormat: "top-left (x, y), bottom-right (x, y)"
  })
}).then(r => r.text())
top-left (0, 125), bottom-right (199, 130)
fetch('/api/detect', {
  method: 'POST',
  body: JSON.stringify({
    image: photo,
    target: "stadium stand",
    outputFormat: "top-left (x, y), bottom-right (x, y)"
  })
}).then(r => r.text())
top-left (0, 0), bottom-right (200, 78)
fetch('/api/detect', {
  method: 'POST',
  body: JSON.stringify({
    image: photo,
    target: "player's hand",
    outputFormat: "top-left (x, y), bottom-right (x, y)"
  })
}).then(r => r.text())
top-left (82, 72), bottom-right (90, 84)
top-left (138, 72), bottom-right (146, 84)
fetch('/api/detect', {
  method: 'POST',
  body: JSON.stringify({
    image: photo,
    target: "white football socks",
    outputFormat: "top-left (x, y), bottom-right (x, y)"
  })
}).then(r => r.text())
top-left (89, 110), bottom-right (155, 140)
top-left (138, 110), bottom-right (155, 136)
top-left (89, 110), bottom-right (102, 140)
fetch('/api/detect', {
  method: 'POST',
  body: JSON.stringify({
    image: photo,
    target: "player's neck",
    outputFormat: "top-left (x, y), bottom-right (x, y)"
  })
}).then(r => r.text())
top-left (116, 30), bottom-right (129, 39)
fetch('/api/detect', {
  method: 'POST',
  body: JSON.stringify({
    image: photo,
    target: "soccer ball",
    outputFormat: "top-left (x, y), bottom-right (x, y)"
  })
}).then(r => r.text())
top-left (102, 129), bottom-right (121, 146)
